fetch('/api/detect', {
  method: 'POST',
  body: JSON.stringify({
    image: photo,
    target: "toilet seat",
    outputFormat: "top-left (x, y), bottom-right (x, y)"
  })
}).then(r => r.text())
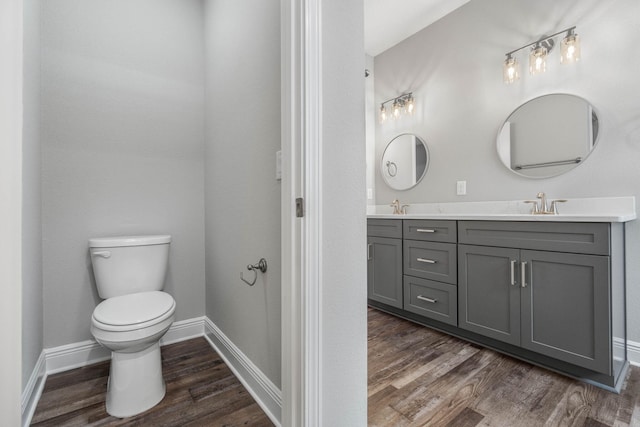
top-left (92, 291), bottom-right (176, 333)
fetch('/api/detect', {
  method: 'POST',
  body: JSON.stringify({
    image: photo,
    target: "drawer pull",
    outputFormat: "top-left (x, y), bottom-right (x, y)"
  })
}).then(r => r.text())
top-left (417, 258), bottom-right (437, 264)
top-left (417, 295), bottom-right (437, 304)
top-left (510, 260), bottom-right (517, 286)
top-left (416, 228), bottom-right (436, 233)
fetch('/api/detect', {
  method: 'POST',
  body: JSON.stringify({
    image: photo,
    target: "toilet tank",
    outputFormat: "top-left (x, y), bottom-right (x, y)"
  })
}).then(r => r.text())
top-left (89, 235), bottom-right (171, 299)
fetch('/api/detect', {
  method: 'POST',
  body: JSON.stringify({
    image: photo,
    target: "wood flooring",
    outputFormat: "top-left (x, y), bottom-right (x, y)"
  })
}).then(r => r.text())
top-left (32, 310), bottom-right (640, 426)
top-left (368, 307), bottom-right (640, 427)
top-left (31, 337), bottom-right (274, 426)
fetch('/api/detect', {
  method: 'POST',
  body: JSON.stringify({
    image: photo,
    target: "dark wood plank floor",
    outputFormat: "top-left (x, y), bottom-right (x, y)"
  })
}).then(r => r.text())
top-left (31, 311), bottom-right (640, 426)
top-left (31, 337), bottom-right (274, 426)
top-left (368, 307), bottom-right (640, 427)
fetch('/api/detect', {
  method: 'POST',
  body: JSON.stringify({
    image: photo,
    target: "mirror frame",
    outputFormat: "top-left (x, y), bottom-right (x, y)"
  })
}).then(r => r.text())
top-left (380, 133), bottom-right (430, 191)
top-left (497, 93), bottom-right (599, 179)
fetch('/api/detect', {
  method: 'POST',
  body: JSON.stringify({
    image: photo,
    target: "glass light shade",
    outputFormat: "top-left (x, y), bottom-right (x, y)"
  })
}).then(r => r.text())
top-left (561, 33), bottom-right (581, 64)
top-left (529, 45), bottom-right (548, 75)
top-left (379, 105), bottom-right (387, 123)
top-left (392, 100), bottom-right (401, 119)
top-left (405, 96), bottom-right (414, 114)
top-left (503, 55), bottom-right (520, 84)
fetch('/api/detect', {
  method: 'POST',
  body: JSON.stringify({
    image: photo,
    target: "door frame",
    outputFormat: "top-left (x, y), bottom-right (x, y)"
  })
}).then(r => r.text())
top-left (281, 0), bottom-right (322, 425)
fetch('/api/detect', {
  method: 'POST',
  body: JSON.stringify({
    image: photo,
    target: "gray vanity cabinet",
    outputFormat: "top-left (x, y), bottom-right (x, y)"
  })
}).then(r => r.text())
top-left (458, 221), bottom-right (614, 374)
top-left (367, 220), bottom-right (403, 308)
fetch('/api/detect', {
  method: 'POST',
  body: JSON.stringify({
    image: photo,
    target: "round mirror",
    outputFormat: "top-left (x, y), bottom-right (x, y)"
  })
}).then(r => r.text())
top-left (497, 94), bottom-right (599, 179)
top-left (381, 133), bottom-right (429, 190)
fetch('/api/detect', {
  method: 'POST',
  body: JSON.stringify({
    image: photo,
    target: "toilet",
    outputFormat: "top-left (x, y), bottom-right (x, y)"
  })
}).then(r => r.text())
top-left (89, 235), bottom-right (176, 418)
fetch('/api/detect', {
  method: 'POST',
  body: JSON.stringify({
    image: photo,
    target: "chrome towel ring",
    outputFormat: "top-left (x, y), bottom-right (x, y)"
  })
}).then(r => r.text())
top-left (386, 160), bottom-right (397, 177)
top-left (240, 258), bottom-right (268, 286)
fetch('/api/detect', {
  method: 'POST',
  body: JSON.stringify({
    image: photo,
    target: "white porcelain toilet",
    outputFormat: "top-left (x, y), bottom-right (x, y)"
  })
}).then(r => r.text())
top-left (89, 235), bottom-right (176, 418)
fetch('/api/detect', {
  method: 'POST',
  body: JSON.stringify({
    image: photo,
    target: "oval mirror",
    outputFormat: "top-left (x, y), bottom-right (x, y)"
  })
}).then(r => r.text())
top-left (497, 94), bottom-right (599, 178)
top-left (381, 133), bottom-right (429, 190)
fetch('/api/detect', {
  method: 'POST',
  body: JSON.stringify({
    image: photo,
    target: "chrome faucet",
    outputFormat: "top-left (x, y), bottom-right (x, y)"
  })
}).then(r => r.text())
top-left (390, 199), bottom-right (401, 215)
top-left (524, 192), bottom-right (567, 214)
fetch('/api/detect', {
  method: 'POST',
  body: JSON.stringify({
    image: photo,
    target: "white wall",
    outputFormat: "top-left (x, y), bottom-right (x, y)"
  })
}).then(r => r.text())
top-left (22, 0), bottom-right (43, 391)
top-left (41, 0), bottom-right (206, 348)
top-left (204, 0), bottom-right (282, 388)
top-left (321, 0), bottom-right (368, 423)
top-left (372, 0), bottom-right (640, 342)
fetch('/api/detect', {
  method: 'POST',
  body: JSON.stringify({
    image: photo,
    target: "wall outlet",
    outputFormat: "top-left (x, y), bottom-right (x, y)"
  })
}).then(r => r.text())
top-left (456, 180), bottom-right (467, 195)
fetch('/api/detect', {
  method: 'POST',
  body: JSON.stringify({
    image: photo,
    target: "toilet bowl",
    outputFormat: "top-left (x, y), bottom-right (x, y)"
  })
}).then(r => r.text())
top-left (89, 235), bottom-right (175, 418)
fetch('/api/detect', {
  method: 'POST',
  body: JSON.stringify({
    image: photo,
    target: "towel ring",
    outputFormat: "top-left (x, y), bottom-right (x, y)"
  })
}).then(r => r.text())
top-left (386, 161), bottom-right (397, 177)
top-left (240, 258), bottom-right (268, 286)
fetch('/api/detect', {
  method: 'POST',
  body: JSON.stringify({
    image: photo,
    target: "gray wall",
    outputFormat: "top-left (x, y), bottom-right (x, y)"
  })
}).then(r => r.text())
top-left (203, 0), bottom-right (282, 387)
top-left (41, 0), bottom-right (206, 348)
top-left (321, 0), bottom-right (368, 422)
top-left (22, 0), bottom-right (43, 390)
top-left (372, 0), bottom-right (640, 342)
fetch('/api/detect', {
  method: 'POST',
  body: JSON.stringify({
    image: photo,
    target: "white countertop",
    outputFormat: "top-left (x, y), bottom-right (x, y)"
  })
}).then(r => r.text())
top-left (366, 197), bottom-right (636, 223)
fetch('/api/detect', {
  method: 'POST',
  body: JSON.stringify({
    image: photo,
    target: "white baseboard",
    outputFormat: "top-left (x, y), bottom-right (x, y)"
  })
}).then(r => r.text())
top-left (21, 351), bottom-right (46, 427)
top-left (628, 339), bottom-right (640, 366)
top-left (160, 316), bottom-right (205, 346)
top-left (204, 317), bottom-right (282, 427)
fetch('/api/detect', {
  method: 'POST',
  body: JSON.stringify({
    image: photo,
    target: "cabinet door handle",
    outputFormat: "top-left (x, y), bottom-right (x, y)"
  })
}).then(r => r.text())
top-left (521, 261), bottom-right (527, 288)
top-left (416, 228), bottom-right (436, 233)
top-left (417, 257), bottom-right (436, 264)
top-left (417, 295), bottom-right (437, 304)
top-left (367, 244), bottom-right (373, 261)
top-left (510, 260), bottom-right (517, 286)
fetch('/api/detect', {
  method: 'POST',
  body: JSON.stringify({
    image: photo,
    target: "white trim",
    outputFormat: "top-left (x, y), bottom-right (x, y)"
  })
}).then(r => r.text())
top-left (204, 317), bottom-right (282, 426)
top-left (21, 351), bottom-right (46, 427)
top-left (627, 339), bottom-right (640, 366)
top-left (281, 0), bottom-right (323, 425)
top-left (44, 317), bottom-right (206, 375)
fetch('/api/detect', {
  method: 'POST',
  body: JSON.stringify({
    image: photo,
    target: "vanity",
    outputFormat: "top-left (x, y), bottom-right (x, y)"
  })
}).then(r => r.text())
top-left (367, 197), bottom-right (636, 392)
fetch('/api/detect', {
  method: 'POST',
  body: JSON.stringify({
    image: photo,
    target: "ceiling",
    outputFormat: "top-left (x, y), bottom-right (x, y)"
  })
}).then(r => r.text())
top-left (364, 0), bottom-right (471, 57)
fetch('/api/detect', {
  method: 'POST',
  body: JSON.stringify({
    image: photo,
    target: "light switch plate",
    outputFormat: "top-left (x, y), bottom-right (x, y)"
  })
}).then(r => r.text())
top-left (456, 180), bottom-right (466, 195)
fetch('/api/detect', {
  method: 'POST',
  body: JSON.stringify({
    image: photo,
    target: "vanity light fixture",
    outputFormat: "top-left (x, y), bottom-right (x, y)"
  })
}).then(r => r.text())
top-left (503, 26), bottom-right (580, 84)
top-left (379, 93), bottom-right (414, 123)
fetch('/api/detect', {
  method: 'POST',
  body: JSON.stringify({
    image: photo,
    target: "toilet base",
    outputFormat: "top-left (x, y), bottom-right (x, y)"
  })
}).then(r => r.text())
top-left (105, 342), bottom-right (166, 418)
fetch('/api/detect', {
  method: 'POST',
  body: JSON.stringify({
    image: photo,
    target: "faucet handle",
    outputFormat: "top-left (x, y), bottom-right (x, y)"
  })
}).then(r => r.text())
top-left (401, 204), bottom-right (409, 215)
top-left (549, 199), bottom-right (567, 214)
top-left (524, 200), bottom-right (540, 214)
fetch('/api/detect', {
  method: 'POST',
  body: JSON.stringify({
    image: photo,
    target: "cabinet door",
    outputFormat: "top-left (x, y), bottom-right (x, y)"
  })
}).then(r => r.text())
top-left (458, 244), bottom-right (521, 346)
top-left (367, 236), bottom-right (403, 308)
top-left (521, 250), bottom-right (611, 374)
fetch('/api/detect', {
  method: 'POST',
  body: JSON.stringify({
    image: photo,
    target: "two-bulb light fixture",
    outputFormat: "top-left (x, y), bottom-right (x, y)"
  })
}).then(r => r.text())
top-left (503, 26), bottom-right (581, 84)
top-left (379, 93), bottom-right (414, 123)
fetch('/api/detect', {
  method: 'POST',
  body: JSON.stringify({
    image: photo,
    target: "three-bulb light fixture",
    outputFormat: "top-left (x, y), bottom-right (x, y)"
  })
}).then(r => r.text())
top-left (503, 26), bottom-right (581, 84)
top-left (379, 92), bottom-right (414, 123)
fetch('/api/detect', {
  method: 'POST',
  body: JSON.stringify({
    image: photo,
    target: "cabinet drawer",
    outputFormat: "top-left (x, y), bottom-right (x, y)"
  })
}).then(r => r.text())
top-left (404, 276), bottom-right (457, 326)
top-left (404, 220), bottom-right (456, 243)
top-left (368, 219), bottom-right (402, 239)
top-left (458, 221), bottom-right (610, 255)
top-left (404, 240), bottom-right (457, 284)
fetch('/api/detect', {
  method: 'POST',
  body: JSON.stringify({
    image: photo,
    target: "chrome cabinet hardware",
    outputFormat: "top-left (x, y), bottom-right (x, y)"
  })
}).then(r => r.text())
top-left (510, 260), bottom-right (517, 285)
top-left (417, 295), bottom-right (437, 304)
top-left (367, 244), bottom-right (373, 261)
top-left (417, 257), bottom-right (436, 264)
top-left (416, 228), bottom-right (436, 233)
top-left (521, 261), bottom-right (528, 288)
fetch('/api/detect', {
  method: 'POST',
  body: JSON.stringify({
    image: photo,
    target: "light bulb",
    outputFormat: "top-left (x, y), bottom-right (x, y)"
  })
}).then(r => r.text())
top-left (529, 43), bottom-right (548, 75)
top-left (561, 30), bottom-right (580, 64)
top-left (405, 96), bottom-right (414, 114)
top-left (503, 54), bottom-right (520, 84)
top-left (379, 105), bottom-right (387, 123)
top-left (392, 100), bottom-right (401, 119)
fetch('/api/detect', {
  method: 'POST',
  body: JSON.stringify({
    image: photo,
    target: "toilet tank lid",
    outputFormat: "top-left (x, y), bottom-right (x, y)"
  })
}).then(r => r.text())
top-left (89, 235), bottom-right (171, 248)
